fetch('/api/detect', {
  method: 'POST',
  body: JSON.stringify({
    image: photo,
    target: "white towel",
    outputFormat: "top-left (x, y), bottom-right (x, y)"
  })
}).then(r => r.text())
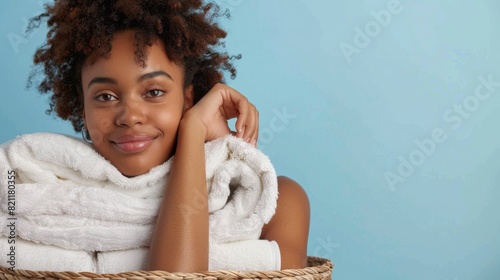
top-left (0, 132), bottom-right (279, 271)
top-left (0, 237), bottom-right (96, 272)
top-left (96, 248), bottom-right (148, 273)
top-left (209, 239), bottom-right (281, 271)
top-left (93, 240), bottom-right (281, 273)
top-left (0, 239), bottom-right (280, 273)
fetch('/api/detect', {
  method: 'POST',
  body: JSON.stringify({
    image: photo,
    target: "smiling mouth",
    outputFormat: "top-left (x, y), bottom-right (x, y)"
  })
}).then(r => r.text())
top-left (112, 135), bottom-right (156, 153)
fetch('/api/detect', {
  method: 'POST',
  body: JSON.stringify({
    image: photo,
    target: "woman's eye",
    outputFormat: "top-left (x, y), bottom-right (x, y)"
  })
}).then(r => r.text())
top-left (95, 93), bottom-right (117, 102)
top-left (145, 89), bottom-right (166, 98)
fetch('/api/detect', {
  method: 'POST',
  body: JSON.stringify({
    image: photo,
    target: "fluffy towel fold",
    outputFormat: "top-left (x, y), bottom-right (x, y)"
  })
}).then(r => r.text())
top-left (0, 132), bottom-right (279, 271)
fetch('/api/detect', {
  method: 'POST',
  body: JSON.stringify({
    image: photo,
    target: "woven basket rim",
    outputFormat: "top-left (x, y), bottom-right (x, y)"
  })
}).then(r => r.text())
top-left (0, 256), bottom-right (332, 280)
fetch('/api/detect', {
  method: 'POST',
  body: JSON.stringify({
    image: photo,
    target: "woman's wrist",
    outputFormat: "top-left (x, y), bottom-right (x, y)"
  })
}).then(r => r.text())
top-left (179, 111), bottom-right (208, 141)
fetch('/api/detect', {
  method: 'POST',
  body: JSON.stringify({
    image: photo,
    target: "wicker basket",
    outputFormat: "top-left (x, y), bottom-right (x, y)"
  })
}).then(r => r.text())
top-left (0, 256), bottom-right (332, 280)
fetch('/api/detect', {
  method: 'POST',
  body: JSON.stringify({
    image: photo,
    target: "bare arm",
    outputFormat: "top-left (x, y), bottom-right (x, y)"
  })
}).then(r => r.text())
top-left (147, 84), bottom-right (258, 272)
top-left (147, 115), bottom-right (209, 272)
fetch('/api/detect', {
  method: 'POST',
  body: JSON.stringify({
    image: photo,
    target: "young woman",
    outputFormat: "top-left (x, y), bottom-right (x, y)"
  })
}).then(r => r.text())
top-left (29, 0), bottom-right (310, 272)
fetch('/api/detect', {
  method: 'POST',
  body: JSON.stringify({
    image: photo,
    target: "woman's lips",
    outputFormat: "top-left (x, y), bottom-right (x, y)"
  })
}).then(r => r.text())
top-left (112, 135), bottom-right (156, 153)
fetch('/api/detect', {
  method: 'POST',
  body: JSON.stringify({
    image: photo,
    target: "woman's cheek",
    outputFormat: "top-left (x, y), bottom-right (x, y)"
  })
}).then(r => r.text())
top-left (153, 105), bottom-right (184, 129)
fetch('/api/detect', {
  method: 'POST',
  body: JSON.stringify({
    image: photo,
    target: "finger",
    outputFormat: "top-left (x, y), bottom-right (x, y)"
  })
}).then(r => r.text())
top-left (241, 105), bottom-right (258, 145)
top-left (252, 109), bottom-right (259, 147)
top-left (234, 99), bottom-right (248, 139)
top-left (226, 87), bottom-right (254, 142)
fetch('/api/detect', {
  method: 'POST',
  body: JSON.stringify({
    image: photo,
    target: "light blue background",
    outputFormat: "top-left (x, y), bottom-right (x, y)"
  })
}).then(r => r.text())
top-left (1, 1), bottom-right (500, 279)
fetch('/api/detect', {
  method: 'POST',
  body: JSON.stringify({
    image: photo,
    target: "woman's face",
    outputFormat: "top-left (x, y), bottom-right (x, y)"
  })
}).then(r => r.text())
top-left (81, 30), bottom-right (192, 177)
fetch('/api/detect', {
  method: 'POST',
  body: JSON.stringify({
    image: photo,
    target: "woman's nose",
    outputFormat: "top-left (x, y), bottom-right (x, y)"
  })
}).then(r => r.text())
top-left (115, 98), bottom-right (146, 127)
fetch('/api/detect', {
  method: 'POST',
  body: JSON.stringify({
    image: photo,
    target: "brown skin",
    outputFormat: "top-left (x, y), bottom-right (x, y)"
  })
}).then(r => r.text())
top-left (260, 176), bottom-right (311, 268)
top-left (81, 31), bottom-right (192, 177)
top-left (81, 30), bottom-right (310, 272)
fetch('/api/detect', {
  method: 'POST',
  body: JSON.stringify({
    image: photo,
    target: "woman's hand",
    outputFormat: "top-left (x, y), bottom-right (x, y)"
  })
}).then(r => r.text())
top-left (184, 83), bottom-right (259, 146)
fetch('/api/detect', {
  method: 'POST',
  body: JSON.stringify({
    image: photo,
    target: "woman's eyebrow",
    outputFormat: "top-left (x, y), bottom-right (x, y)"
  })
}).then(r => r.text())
top-left (87, 77), bottom-right (117, 89)
top-left (138, 70), bottom-right (173, 82)
top-left (87, 71), bottom-right (173, 89)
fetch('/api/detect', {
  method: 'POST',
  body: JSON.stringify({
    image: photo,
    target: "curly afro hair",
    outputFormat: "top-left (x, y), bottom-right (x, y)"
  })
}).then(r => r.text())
top-left (28, 0), bottom-right (239, 132)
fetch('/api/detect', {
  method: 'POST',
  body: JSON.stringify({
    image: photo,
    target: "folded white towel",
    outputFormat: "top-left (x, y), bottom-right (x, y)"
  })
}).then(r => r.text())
top-left (0, 239), bottom-right (280, 273)
top-left (0, 237), bottom-right (96, 272)
top-left (209, 239), bottom-right (281, 271)
top-left (94, 240), bottom-right (281, 273)
top-left (97, 240), bottom-right (281, 273)
top-left (0, 132), bottom-right (279, 271)
top-left (96, 248), bottom-right (148, 273)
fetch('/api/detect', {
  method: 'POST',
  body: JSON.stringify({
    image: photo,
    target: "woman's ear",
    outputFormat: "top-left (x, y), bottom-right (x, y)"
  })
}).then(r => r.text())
top-left (183, 85), bottom-right (194, 112)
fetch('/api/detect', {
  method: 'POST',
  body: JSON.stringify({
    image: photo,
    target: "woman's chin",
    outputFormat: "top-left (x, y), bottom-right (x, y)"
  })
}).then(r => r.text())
top-left (121, 170), bottom-right (147, 178)
top-left (104, 150), bottom-right (169, 177)
top-left (115, 162), bottom-right (155, 177)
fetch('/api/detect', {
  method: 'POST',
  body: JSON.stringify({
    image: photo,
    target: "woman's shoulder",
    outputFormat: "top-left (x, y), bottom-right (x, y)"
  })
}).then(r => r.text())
top-left (260, 175), bottom-right (310, 268)
top-left (261, 175), bottom-right (310, 237)
top-left (275, 176), bottom-right (310, 220)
